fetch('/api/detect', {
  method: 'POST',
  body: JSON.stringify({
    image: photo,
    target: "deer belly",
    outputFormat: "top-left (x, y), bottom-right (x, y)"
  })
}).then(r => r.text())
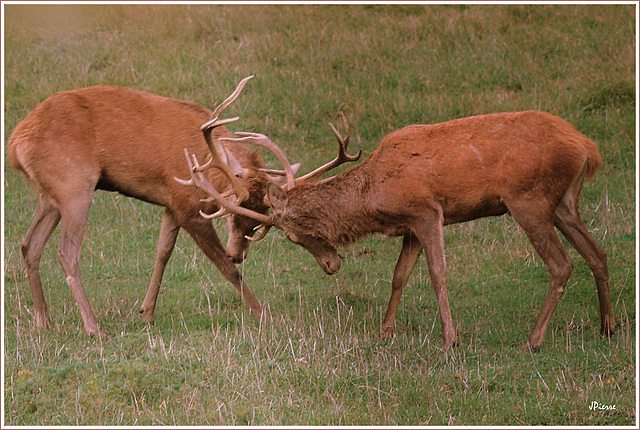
top-left (442, 195), bottom-right (508, 225)
top-left (96, 172), bottom-right (169, 207)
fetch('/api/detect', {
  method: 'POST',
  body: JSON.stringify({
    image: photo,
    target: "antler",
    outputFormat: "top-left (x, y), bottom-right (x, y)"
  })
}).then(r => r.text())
top-left (175, 149), bottom-right (274, 225)
top-left (201, 75), bottom-right (255, 131)
top-left (219, 112), bottom-right (361, 191)
top-left (175, 76), bottom-right (254, 220)
top-left (179, 107), bottom-right (362, 240)
top-left (293, 112), bottom-right (362, 185)
top-left (215, 132), bottom-right (299, 240)
top-left (219, 132), bottom-right (297, 190)
top-left (246, 224), bottom-right (273, 242)
top-left (195, 75), bottom-right (255, 204)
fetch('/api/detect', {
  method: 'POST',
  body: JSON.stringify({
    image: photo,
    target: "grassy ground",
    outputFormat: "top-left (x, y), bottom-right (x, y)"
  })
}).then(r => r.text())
top-left (3, 4), bottom-right (636, 426)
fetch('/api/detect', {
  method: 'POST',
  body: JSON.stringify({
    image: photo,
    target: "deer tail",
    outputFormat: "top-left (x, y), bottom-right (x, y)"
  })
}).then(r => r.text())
top-left (582, 136), bottom-right (603, 179)
top-left (7, 114), bottom-right (38, 177)
top-left (7, 133), bottom-right (26, 174)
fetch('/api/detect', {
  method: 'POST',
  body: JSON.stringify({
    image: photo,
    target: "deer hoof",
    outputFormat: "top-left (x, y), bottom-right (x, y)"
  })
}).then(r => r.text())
top-left (520, 341), bottom-right (541, 353)
top-left (601, 328), bottom-right (616, 338)
top-left (139, 308), bottom-right (156, 325)
top-left (380, 325), bottom-right (396, 338)
top-left (601, 318), bottom-right (616, 338)
top-left (35, 313), bottom-right (52, 329)
top-left (442, 338), bottom-right (458, 350)
top-left (88, 328), bottom-right (110, 340)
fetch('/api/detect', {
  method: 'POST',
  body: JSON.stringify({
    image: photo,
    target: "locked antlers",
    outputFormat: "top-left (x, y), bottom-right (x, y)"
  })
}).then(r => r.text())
top-left (220, 111), bottom-right (361, 190)
top-left (176, 76), bottom-right (361, 239)
top-left (177, 148), bottom-right (273, 225)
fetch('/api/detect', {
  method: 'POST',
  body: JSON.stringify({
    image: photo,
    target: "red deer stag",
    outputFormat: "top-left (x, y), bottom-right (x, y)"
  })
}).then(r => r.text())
top-left (8, 76), bottom-right (281, 336)
top-left (181, 110), bottom-right (616, 351)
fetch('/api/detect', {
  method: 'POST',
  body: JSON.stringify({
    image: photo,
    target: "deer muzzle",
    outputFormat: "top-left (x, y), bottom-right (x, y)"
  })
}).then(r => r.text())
top-left (315, 252), bottom-right (343, 275)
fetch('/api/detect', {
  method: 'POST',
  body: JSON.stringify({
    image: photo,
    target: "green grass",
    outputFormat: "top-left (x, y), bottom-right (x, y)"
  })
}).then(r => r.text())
top-left (3, 4), bottom-right (636, 426)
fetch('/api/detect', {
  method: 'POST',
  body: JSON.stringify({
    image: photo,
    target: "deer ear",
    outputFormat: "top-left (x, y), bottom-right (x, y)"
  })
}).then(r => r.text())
top-left (268, 162), bottom-right (302, 186)
top-left (222, 146), bottom-right (250, 178)
top-left (266, 182), bottom-right (288, 214)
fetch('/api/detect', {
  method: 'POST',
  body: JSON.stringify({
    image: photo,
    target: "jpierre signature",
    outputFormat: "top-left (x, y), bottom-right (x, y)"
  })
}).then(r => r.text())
top-left (589, 401), bottom-right (617, 411)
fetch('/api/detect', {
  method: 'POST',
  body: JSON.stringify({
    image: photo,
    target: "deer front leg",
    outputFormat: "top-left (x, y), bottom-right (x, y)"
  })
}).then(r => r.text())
top-left (182, 218), bottom-right (269, 322)
top-left (381, 234), bottom-right (423, 337)
top-left (414, 211), bottom-right (457, 349)
top-left (140, 209), bottom-right (181, 324)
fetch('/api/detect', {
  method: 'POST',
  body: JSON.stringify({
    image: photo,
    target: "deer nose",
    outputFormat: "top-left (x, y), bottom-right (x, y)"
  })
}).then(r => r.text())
top-left (228, 253), bottom-right (246, 264)
top-left (226, 247), bottom-right (248, 264)
top-left (320, 256), bottom-right (342, 275)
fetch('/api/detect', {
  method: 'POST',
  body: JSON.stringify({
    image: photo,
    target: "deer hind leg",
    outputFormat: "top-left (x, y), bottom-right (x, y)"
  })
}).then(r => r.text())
top-left (413, 210), bottom-right (457, 349)
top-left (506, 200), bottom-right (574, 351)
top-left (181, 219), bottom-right (268, 321)
top-left (56, 191), bottom-right (105, 337)
top-left (381, 234), bottom-right (422, 337)
top-left (140, 209), bottom-right (181, 324)
top-left (553, 182), bottom-right (615, 337)
top-left (21, 192), bottom-right (61, 328)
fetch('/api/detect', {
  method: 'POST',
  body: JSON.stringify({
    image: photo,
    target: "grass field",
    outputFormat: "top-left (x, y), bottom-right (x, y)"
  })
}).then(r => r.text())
top-left (2, 4), bottom-right (637, 426)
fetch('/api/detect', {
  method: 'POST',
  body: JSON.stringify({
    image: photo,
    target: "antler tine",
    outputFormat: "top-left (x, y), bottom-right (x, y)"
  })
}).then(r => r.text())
top-left (334, 111), bottom-right (350, 146)
top-left (245, 224), bottom-right (272, 242)
top-left (201, 75), bottom-right (255, 130)
top-left (200, 129), bottom-right (250, 203)
top-left (174, 151), bottom-right (229, 219)
top-left (219, 132), bottom-right (297, 190)
top-left (294, 112), bottom-right (362, 185)
top-left (196, 76), bottom-right (257, 203)
top-left (174, 148), bottom-right (198, 187)
top-left (175, 150), bottom-right (274, 225)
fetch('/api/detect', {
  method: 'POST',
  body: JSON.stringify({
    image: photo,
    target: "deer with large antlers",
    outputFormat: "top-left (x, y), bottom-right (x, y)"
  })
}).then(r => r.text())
top-left (183, 110), bottom-right (616, 351)
top-left (8, 76), bottom-right (284, 336)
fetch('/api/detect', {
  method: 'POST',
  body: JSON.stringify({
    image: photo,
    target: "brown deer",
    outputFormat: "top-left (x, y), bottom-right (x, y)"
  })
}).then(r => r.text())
top-left (7, 76), bottom-right (284, 336)
top-left (182, 110), bottom-right (616, 351)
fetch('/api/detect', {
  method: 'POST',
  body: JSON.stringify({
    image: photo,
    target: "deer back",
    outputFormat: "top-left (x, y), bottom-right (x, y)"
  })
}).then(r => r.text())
top-left (8, 85), bottom-right (268, 220)
top-left (365, 110), bottom-right (601, 225)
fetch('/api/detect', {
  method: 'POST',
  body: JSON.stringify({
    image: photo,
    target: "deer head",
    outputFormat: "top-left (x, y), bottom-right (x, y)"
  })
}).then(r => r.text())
top-left (178, 111), bottom-right (360, 274)
top-left (266, 181), bottom-right (344, 274)
top-left (173, 75), bottom-right (300, 262)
